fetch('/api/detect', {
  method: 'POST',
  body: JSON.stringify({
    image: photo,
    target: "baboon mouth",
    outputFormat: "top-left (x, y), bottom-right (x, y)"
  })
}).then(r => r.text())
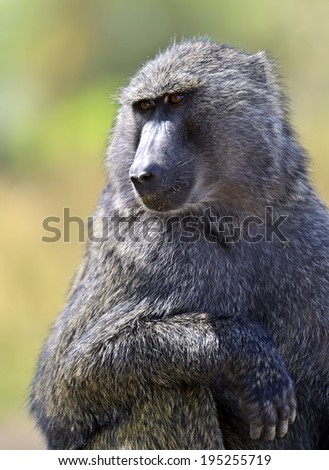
top-left (132, 178), bottom-right (192, 212)
top-left (138, 189), bottom-right (189, 212)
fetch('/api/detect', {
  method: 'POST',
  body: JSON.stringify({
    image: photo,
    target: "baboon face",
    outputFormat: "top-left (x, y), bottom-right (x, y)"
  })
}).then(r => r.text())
top-left (112, 40), bottom-right (285, 213)
top-left (128, 91), bottom-right (202, 212)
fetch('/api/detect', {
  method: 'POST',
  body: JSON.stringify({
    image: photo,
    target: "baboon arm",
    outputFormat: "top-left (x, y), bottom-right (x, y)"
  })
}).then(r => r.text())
top-left (64, 311), bottom-right (296, 439)
top-left (65, 311), bottom-right (291, 389)
top-left (31, 310), bottom-right (296, 448)
top-left (66, 312), bottom-right (263, 384)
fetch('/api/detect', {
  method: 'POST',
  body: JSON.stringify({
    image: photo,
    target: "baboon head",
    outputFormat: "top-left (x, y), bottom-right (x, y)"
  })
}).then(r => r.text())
top-left (106, 39), bottom-right (304, 214)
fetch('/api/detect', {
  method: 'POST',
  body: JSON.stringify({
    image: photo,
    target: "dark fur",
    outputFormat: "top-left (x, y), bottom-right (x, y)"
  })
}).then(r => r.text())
top-left (30, 39), bottom-right (329, 449)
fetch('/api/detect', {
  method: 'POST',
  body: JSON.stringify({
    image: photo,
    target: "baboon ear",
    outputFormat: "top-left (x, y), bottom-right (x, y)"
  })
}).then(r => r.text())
top-left (247, 51), bottom-right (277, 90)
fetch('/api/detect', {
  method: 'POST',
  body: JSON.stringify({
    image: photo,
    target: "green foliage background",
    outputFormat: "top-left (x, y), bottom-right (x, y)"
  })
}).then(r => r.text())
top-left (0, 0), bottom-right (328, 448)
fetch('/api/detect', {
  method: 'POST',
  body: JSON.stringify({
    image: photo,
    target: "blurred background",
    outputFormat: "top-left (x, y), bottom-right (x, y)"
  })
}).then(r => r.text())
top-left (0, 0), bottom-right (328, 449)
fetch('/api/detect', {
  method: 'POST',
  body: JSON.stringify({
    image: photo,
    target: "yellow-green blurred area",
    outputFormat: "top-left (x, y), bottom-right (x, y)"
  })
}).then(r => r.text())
top-left (0, 0), bottom-right (328, 449)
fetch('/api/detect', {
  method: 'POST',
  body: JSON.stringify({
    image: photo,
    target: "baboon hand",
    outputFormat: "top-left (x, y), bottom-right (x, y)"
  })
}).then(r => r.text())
top-left (239, 379), bottom-right (297, 441)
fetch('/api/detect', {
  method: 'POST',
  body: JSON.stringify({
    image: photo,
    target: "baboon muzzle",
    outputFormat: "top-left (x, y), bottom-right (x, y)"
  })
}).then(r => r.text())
top-left (130, 163), bottom-right (165, 197)
top-left (129, 120), bottom-right (189, 211)
top-left (130, 120), bottom-right (169, 198)
top-left (129, 161), bottom-right (180, 211)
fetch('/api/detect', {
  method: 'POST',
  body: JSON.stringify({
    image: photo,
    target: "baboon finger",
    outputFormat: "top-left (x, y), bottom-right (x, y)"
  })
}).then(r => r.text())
top-left (288, 408), bottom-right (297, 424)
top-left (250, 423), bottom-right (263, 440)
top-left (264, 425), bottom-right (277, 441)
top-left (276, 420), bottom-right (289, 438)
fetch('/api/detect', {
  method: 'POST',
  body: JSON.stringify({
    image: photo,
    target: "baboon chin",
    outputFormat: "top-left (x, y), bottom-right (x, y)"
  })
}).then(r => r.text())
top-left (30, 38), bottom-right (329, 450)
top-left (135, 188), bottom-right (191, 213)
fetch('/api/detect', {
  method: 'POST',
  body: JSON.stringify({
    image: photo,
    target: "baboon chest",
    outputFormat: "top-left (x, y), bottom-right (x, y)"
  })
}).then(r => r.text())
top-left (117, 233), bottom-right (251, 317)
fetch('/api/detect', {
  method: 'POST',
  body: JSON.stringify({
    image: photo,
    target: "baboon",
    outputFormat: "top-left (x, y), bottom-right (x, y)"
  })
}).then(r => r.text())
top-left (30, 39), bottom-right (329, 450)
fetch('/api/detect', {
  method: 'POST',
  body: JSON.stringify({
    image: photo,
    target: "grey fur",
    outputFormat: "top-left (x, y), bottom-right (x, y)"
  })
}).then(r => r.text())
top-left (30, 39), bottom-right (329, 449)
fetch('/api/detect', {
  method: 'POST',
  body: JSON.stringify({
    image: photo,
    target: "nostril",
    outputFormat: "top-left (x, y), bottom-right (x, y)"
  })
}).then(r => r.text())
top-left (130, 171), bottom-right (153, 184)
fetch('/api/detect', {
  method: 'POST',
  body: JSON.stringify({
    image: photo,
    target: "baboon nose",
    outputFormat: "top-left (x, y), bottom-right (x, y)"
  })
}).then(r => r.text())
top-left (130, 164), bottom-right (161, 184)
top-left (129, 164), bottom-right (164, 196)
top-left (130, 170), bottom-right (153, 185)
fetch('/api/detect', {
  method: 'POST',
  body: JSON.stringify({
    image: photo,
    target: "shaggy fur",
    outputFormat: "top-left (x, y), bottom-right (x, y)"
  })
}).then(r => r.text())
top-left (30, 39), bottom-right (329, 450)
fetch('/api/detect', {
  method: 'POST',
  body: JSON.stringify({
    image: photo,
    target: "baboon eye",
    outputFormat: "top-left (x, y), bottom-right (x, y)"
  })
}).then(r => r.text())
top-left (138, 100), bottom-right (154, 112)
top-left (167, 93), bottom-right (185, 105)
